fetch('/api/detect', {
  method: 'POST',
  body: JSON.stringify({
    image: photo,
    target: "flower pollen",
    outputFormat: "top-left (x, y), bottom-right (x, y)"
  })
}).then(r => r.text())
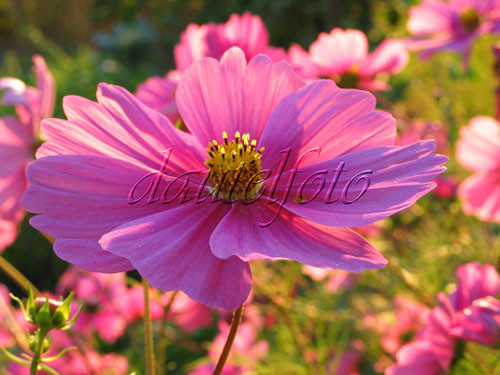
top-left (205, 131), bottom-right (265, 200)
top-left (460, 8), bottom-right (481, 32)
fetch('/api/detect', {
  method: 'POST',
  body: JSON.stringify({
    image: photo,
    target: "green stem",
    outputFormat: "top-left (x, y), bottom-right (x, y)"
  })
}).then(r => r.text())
top-left (30, 326), bottom-right (49, 375)
top-left (157, 291), bottom-right (179, 375)
top-left (213, 304), bottom-right (244, 375)
top-left (143, 278), bottom-right (156, 375)
top-left (0, 256), bottom-right (40, 296)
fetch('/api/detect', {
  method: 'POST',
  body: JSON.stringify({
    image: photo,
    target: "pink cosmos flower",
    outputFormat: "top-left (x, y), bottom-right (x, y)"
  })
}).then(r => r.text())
top-left (456, 116), bottom-right (500, 222)
top-left (387, 262), bottom-right (500, 374)
top-left (452, 296), bottom-right (500, 345)
top-left (407, 0), bottom-right (500, 65)
top-left (289, 28), bottom-right (408, 90)
top-left (0, 55), bottom-right (55, 252)
top-left (136, 12), bottom-right (287, 123)
top-left (386, 306), bottom-right (455, 375)
top-left (22, 47), bottom-right (446, 309)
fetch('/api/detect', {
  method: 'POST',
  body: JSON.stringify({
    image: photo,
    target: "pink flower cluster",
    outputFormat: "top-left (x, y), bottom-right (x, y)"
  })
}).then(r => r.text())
top-left (136, 13), bottom-right (409, 125)
top-left (189, 305), bottom-right (268, 374)
top-left (56, 266), bottom-right (212, 343)
top-left (386, 262), bottom-right (500, 374)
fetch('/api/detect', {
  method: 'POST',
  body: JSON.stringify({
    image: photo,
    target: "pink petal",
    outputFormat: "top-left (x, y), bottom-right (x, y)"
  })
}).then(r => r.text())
top-left (22, 154), bottom-right (177, 272)
top-left (387, 341), bottom-right (443, 375)
top-left (174, 23), bottom-right (212, 72)
top-left (458, 172), bottom-right (500, 222)
top-left (456, 116), bottom-right (500, 172)
top-left (135, 71), bottom-right (181, 124)
top-left (221, 12), bottom-right (271, 61)
top-left (209, 201), bottom-right (386, 272)
top-left (259, 80), bottom-right (396, 171)
top-left (33, 55), bottom-right (56, 122)
top-left (93, 307), bottom-right (127, 343)
top-left (358, 39), bottom-right (409, 77)
top-left (176, 47), bottom-right (304, 147)
top-left (266, 140), bottom-right (447, 227)
top-left (289, 43), bottom-right (319, 79)
top-left (37, 83), bottom-right (205, 174)
top-left (309, 29), bottom-right (368, 77)
top-left (407, 0), bottom-right (456, 36)
top-left (100, 203), bottom-right (252, 310)
top-left (0, 78), bottom-right (28, 107)
top-left (0, 116), bottom-right (32, 178)
top-left (450, 262), bottom-right (500, 311)
top-left (0, 219), bottom-right (17, 252)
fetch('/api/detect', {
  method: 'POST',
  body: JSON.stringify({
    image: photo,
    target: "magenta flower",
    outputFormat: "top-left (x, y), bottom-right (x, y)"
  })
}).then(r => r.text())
top-left (136, 12), bottom-right (287, 123)
top-left (23, 47), bottom-right (446, 309)
top-left (451, 296), bottom-right (500, 346)
top-left (0, 55), bottom-right (55, 252)
top-left (407, 0), bottom-right (500, 65)
top-left (387, 262), bottom-right (500, 374)
top-left (386, 306), bottom-right (455, 375)
top-left (289, 28), bottom-right (408, 90)
top-left (456, 116), bottom-right (500, 222)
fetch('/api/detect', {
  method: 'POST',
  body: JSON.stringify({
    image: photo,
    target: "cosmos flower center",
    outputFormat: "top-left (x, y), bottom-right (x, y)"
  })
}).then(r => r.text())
top-left (460, 8), bottom-right (481, 32)
top-left (204, 131), bottom-right (265, 200)
top-left (331, 67), bottom-right (360, 89)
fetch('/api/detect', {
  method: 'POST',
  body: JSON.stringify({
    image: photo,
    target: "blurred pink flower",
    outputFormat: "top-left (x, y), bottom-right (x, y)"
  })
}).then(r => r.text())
top-left (118, 284), bottom-right (164, 323)
top-left (8, 330), bottom-right (129, 375)
top-left (407, 0), bottom-right (500, 65)
top-left (0, 55), bottom-right (55, 252)
top-left (0, 284), bottom-right (16, 348)
top-left (398, 120), bottom-right (449, 154)
top-left (451, 296), bottom-right (500, 345)
top-left (398, 119), bottom-right (456, 199)
top-left (302, 266), bottom-right (357, 293)
top-left (365, 297), bottom-right (429, 355)
top-left (56, 267), bottom-right (129, 343)
top-left (164, 291), bottom-right (213, 332)
top-left (135, 71), bottom-right (181, 124)
top-left (136, 12), bottom-right (287, 123)
top-left (387, 262), bottom-right (500, 374)
top-left (386, 306), bottom-right (455, 375)
top-left (456, 116), bottom-right (500, 222)
top-left (290, 28), bottom-right (408, 90)
top-left (23, 47), bottom-right (446, 309)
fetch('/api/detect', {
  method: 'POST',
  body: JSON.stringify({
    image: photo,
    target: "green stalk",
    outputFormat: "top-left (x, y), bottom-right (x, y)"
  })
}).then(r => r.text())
top-left (143, 278), bottom-right (156, 375)
top-left (0, 256), bottom-right (40, 296)
top-left (30, 326), bottom-right (49, 375)
top-left (213, 304), bottom-right (244, 375)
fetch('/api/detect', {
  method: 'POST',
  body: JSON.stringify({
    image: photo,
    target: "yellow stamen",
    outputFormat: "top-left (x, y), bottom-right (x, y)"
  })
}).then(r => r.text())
top-left (204, 131), bottom-right (264, 200)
